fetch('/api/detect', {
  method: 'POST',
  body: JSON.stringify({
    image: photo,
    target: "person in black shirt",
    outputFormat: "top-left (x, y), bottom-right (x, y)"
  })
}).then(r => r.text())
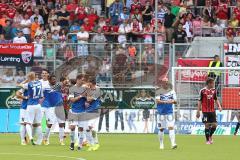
top-left (164, 7), bottom-right (176, 43)
top-left (172, 23), bottom-right (188, 57)
top-left (142, 1), bottom-right (153, 25)
top-left (172, 23), bottom-right (188, 43)
top-left (57, 5), bottom-right (70, 28)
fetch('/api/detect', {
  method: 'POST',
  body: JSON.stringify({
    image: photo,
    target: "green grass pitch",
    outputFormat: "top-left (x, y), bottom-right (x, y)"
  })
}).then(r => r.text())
top-left (0, 134), bottom-right (239, 160)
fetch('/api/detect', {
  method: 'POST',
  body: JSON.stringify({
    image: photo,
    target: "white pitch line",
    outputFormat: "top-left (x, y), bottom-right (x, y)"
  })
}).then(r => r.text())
top-left (0, 153), bottom-right (86, 160)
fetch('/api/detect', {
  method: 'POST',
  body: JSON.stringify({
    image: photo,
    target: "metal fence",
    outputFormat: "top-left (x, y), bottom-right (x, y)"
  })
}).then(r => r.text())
top-left (0, 41), bottom-right (226, 87)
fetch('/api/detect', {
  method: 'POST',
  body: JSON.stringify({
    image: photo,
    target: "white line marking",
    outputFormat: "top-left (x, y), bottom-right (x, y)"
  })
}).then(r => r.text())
top-left (0, 153), bottom-right (86, 160)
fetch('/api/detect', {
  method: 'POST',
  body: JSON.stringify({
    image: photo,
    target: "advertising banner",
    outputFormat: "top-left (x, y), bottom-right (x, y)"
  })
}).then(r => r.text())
top-left (224, 43), bottom-right (240, 85)
top-left (177, 58), bottom-right (211, 82)
top-left (0, 88), bottom-right (21, 109)
top-left (0, 43), bottom-right (34, 66)
top-left (0, 87), bottom-right (156, 109)
top-left (100, 88), bottom-right (155, 109)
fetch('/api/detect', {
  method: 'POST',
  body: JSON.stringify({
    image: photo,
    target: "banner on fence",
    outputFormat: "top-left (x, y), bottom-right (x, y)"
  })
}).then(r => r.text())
top-left (0, 87), bottom-right (155, 109)
top-left (177, 58), bottom-right (211, 82)
top-left (0, 43), bottom-right (34, 66)
top-left (224, 43), bottom-right (240, 85)
top-left (100, 88), bottom-right (155, 109)
top-left (0, 88), bottom-right (21, 109)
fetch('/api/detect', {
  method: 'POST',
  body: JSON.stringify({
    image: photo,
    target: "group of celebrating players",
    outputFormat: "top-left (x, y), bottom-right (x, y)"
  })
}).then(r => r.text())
top-left (16, 69), bottom-right (101, 151)
top-left (16, 68), bottom-right (238, 150)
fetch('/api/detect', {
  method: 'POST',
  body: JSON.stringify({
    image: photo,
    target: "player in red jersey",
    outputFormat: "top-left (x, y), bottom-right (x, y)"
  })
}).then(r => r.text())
top-left (197, 78), bottom-right (222, 145)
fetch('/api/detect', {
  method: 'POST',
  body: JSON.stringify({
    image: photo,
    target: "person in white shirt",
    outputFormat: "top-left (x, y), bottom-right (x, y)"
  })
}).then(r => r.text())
top-left (118, 19), bottom-right (131, 48)
top-left (20, 14), bottom-right (31, 42)
top-left (33, 35), bottom-right (43, 58)
top-left (30, 9), bottom-right (44, 24)
top-left (77, 27), bottom-right (89, 57)
top-left (13, 30), bottom-right (27, 43)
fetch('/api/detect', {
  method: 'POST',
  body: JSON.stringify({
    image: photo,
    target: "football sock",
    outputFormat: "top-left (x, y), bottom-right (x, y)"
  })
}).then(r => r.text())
top-left (78, 131), bottom-right (84, 148)
top-left (59, 127), bottom-right (65, 142)
top-left (86, 130), bottom-right (94, 145)
top-left (70, 130), bottom-right (75, 143)
top-left (20, 125), bottom-right (26, 142)
top-left (92, 130), bottom-right (99, 144)
top-left (35, 126), bottom-right (43, 144)
top-left (44, 127), bottom-right (51, 141)
top-left (26, 124), bottom-right (33, 140)
top-left (169, 130), bottom-right (176, 146)
top-left (158, 130), bottom-right (164, 146)
top-left (235, 122), bottom-right (240, 133)
top-left (205, 128), bottom-right (210, 141)
top-left (210, 127), bottom-right (216, 137)
top-left (75, 128), bottom-right (79, 143)
top-left (32, 127), bottom-right (37, 137)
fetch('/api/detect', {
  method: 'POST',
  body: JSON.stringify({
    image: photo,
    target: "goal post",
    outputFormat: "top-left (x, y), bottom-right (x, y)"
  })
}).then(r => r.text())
top-left (172, 67), bottom-right (240, 111)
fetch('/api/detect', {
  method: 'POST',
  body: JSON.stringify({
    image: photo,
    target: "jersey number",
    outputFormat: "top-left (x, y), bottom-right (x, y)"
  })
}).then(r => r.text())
top-left (32, 86), bottom-right (42, 98)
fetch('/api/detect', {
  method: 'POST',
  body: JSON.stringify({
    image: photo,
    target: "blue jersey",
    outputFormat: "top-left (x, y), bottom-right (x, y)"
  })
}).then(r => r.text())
top-left (156, 90), bottom-right (176, 115)
top-left (85, 99), bottom-right (101, 112)
top-left (49, 83), bottom-right (63, 107)
top-left (19, 89), bottom-right (28, 110)
top-left (41, 80), bottom-right (51, 108)
top-left (69, 85), bottom-right (88, 113)
top-left (71, 97), bottom-right (86, 113)
top-left (24, 81), bottom-right (43, 105)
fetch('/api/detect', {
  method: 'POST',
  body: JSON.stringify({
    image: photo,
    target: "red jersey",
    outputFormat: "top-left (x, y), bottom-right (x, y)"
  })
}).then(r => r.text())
top-left (112, 25), bottom-right (119, 32)
top-left (130, 2), bottom-right (142, 14)
top-left (102, 25), bottom-right (112, 32)
top-left (132, 22), bottom-right (141, 32)
top-left (82, 24), bottom-right (93, 32)
top-left (25, 5), bottom-right (33, 17)
top-left (6, 8), bottom-right (16, 19)
top-left (0, 3), bottom-right (9, 14)
top-left (199, 87), bottom-right (217, 113)
top-left (66, 3), bottom-right (77, 21)
top-left (234, 7), bottom-right (240, 21)
top-left (13, 0), bottom-right (23, 7)
top-left (226, 27), bottom-right (235, 37)
top-left (87, 14), bottom-right (98, 26)
top-left (76, 6), bottom-right (86, 20)
top-left (216, 3), bottom-right (228, 20)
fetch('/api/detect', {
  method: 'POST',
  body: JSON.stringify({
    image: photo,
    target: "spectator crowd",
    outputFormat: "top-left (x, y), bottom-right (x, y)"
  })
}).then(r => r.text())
top-left (1, 0), bottom-right (240, 85)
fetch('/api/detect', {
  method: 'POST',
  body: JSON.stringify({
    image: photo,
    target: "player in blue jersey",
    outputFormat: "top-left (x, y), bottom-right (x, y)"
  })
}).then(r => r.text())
top-left (39, 69), bottom-right (54, 146)
top-left (44, 74), bottom-right (66, 145)
top-left (20, 72), bottom-right (43, 146)
top-left (68, 74), bottom-right (88, 151)
top-left (16, 85), bottom-right (29, 145)
top-left (156, 78), bottom-right (177, 150)
top-left (84, 78), bottom-right (101, 151)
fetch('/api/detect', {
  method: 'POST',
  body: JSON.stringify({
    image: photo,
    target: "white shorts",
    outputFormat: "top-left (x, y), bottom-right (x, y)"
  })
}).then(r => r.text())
top-left (26, 104), bottom-right (43, 124)
top-left (19, 109), bottom-right (27, 124)
top-left (157, 114), bottom-right (175, 129)
top-left (68, 110), bottom-right (89, 130)
top-left (42, 107), bottom-right (56, 125)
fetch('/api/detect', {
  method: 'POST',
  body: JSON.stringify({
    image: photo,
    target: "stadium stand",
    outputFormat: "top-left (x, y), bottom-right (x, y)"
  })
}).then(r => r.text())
top-left (0, 0), bottom-right (240, 86)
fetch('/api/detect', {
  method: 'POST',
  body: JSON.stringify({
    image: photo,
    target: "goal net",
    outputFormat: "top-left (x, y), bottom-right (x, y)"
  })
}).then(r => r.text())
top-left (172, 67), bottom-right (240, 111)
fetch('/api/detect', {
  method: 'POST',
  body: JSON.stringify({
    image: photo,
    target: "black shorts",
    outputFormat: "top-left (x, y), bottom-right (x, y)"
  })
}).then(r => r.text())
top-left (202, 112), bottom-right (217, 123)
